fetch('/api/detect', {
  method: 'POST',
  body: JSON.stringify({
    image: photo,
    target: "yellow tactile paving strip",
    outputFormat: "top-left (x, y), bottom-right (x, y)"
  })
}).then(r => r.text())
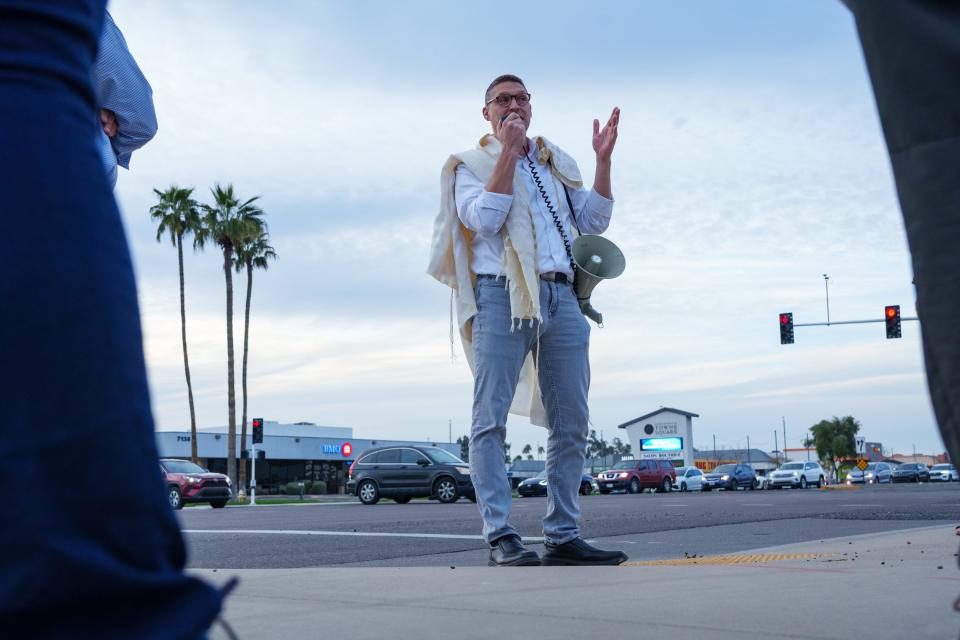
top-left (623, 552), bottom-right (824, 566)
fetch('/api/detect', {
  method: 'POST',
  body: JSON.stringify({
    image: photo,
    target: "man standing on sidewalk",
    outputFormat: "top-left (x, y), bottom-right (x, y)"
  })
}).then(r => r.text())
top-left (428, 74), bottom-right (627, 566)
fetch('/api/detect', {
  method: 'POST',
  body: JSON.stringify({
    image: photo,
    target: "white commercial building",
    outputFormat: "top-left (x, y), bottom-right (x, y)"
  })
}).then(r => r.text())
top-left (618, 408), bottom-right (699, 467)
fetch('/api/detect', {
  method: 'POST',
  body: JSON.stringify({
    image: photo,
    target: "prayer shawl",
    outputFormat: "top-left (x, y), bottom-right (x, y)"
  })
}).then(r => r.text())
top-left (427, 133), bottom-right (584, 427)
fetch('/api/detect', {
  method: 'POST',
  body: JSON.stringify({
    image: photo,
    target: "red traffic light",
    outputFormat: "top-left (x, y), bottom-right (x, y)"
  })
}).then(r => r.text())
top-left (252, 418), bottom-right (262, 428)
top-left (884, 305), bottom-right (901, 339)
top-left (778, 312), bottom-right (794, 344)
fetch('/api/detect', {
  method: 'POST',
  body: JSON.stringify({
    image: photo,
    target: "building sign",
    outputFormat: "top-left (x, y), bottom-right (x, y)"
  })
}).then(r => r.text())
top-left (639, 451), bottom-right (678, 460)
top-left (643, 422), bottom-right (678, 436)
top-left (640, 437), bottom-right (683, 452)
top-left (322, 442), bottom-right (354, 457)
top-left (176, 436), bottom-right (191, 442)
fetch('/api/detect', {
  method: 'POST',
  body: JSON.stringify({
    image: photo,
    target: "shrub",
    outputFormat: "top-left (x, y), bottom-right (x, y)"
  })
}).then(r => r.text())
top-left (307, 481), bottom-right (327, 495)
top-left (284, 481), bottom-right (305, 495)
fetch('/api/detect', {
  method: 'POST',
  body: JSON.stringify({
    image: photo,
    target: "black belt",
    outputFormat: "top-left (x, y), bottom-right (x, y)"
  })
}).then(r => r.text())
top-left (477, 273), bottom-right (570, 284)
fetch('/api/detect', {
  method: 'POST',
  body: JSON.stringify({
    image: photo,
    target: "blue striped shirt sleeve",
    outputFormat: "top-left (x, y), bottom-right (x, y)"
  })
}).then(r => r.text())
top-left (92, 12), bottom-right (157, 170)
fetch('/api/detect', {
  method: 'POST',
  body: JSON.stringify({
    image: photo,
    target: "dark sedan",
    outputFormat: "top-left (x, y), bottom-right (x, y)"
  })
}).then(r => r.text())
top-left (892, 463), bottom-right (930, 483)
top-left (517, 470), bottom-right (595, 497)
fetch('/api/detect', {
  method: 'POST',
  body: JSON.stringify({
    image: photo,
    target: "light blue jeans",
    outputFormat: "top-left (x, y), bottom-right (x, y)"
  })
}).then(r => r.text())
top-left (469, 275), bottom-right (590, 545)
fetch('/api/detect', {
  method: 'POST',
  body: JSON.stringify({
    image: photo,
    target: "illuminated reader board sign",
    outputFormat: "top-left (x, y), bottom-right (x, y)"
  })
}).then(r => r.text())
top-left (640, 437), bottom-right (683, 452)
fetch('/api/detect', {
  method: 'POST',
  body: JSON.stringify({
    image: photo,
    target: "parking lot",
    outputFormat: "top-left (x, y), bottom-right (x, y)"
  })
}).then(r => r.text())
top-left (180, 482), bottom-right (958, 569)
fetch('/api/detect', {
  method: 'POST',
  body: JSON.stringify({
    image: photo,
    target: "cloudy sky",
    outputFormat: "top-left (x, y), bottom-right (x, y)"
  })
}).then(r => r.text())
top-left (108, 0), bottom-right (941, 457)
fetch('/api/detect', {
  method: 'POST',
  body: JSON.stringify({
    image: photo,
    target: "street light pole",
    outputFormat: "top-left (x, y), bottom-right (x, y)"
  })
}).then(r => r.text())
top-left (823, 274), bottom-right (830, 325)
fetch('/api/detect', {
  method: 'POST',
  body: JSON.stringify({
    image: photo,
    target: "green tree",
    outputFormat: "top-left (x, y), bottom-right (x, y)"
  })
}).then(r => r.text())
top-left (612, 437), bottom-right (631, 457)
top-left (456, 435), bottom-right (470, 462)
top-left (150, 185), bottom-right (203, 463)
top-left (808, 416), bottom-right (860, 482)
top-left (522, 444), bottom-right (532, 458)
top-left (199, 184), bottom-right (264, 488)
top-left (234, 228), bottom-right (276, 493)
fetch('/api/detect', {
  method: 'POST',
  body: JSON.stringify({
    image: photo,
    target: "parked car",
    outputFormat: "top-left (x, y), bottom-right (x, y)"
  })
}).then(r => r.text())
top-left (929, 463), bottom-right (959, 482)
top-left (769, 461), bottom-right (826, 489)
top-left (892, 462), bottom-right (930, 483)
top-left (702, 463), bottom-right (755, 491)
top-left (596, 459), bottom-right (676, 494)
top-left (847, 462), bottom-right (893, 484)
top-left (753, 473), bottom-right (769, 490)
top-left (518, 470), bottom-right (596, 497)
top-left (346, 445), bottom-right (476, 504)
top-left (160, 458), bottom-right (232, 510)
top-left (672, 466), bottom-right (704, 492)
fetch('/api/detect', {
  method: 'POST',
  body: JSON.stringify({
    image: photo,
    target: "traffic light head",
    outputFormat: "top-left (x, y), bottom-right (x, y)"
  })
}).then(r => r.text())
top-left (884, 305), bottom-right (901, 339)
top-left (252, 417), bottom-right (264, 444)
top-left (779, 312), bottom-right (794, 345)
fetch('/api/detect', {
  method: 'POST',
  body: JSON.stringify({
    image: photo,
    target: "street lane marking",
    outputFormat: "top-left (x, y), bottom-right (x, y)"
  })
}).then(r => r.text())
top-left (744, 503), bottom-right (774, 506)
top-left (183, 529), bottom-right (544, 542)
top-left (624, 552), bottom-right (824, 566)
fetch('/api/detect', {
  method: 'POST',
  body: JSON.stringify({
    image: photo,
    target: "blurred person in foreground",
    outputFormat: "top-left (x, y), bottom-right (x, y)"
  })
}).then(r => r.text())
top-left (428, 74), bottom-right (627, 567)
top-left (0, 1), bottom-right (224, 637)
top-left (843, 1), bottom-right (960, 466)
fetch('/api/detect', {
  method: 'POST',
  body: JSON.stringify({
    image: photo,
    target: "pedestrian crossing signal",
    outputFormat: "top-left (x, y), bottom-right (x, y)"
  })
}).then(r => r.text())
top-left (884, 305), bottom-right (901, 339)
top-left (779, 313), bottom-right (794, 345)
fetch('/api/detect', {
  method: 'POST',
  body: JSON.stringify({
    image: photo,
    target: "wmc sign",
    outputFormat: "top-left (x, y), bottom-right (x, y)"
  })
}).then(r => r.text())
top-left (322, 442), bottom-right (353, 457)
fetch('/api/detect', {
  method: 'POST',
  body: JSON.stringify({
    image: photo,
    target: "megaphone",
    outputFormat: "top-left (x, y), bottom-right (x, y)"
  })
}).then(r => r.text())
top-left (572, 234), bottom-right (625, 325)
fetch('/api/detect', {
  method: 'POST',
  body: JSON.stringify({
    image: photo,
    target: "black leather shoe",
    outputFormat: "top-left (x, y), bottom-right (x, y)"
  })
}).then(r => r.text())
top-left (488, 535), bottom-right (541, 566)
top-left (542, 537), bottom-right (628, 566)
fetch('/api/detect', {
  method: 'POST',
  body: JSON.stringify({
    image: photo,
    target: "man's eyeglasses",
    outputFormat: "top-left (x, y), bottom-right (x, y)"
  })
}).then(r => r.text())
top-left (486, 92), bottom-right (531, 107)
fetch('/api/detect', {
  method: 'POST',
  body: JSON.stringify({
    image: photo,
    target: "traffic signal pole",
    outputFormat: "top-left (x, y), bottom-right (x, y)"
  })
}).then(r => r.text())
top-left (793, 317), bottom-right (918, 327)
top-left (250, 444), bottom-right (257, 506)
top-left (250, 417), bottom-right (264, 506)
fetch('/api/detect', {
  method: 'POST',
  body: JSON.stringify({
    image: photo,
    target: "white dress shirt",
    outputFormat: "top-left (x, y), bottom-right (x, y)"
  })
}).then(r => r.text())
top-left (455, 141), bottom-right (613, 279)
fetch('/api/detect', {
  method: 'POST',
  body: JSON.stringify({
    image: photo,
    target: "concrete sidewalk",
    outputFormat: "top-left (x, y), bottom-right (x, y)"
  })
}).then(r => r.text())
top-left (198, 525), bottom-right (959, 639)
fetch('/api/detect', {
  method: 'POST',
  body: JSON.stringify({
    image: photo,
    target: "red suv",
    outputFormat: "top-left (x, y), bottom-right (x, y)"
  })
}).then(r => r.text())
top-left (597, 459), bottom-right (676, 494)
top-left (160, 458), bottom-right (232, 510)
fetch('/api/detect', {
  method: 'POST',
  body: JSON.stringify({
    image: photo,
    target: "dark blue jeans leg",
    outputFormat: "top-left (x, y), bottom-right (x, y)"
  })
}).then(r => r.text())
top-left (0, 2), bottom-right (222, 637)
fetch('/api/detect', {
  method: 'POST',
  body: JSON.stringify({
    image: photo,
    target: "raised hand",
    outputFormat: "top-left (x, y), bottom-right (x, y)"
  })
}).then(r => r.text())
top-left (592, 107), bottom-right (620, 162)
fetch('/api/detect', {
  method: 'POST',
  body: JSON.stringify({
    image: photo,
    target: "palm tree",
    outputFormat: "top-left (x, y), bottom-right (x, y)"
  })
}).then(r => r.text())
top-left (234, 228), bottom-right (276, 494)
top-left (199, 184), bottom-right (264, 488)
top-left (522, 444), bottom-right (532, 458)
top-left (150, 186), bottom-right (203, 463)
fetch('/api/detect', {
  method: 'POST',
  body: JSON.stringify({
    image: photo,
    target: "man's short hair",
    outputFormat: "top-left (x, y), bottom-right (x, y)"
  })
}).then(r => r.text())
top-left (485, 74), bottom-right (527, 103)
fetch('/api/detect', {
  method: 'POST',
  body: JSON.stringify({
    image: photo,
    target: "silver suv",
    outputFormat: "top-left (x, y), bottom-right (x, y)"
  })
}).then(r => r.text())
top-left (769, 461), bottom-right (826, 489)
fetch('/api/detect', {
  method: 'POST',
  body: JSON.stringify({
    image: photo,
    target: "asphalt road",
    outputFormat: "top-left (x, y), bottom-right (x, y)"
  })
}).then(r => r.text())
top-left (179, 483), bottom-right (959, 568)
